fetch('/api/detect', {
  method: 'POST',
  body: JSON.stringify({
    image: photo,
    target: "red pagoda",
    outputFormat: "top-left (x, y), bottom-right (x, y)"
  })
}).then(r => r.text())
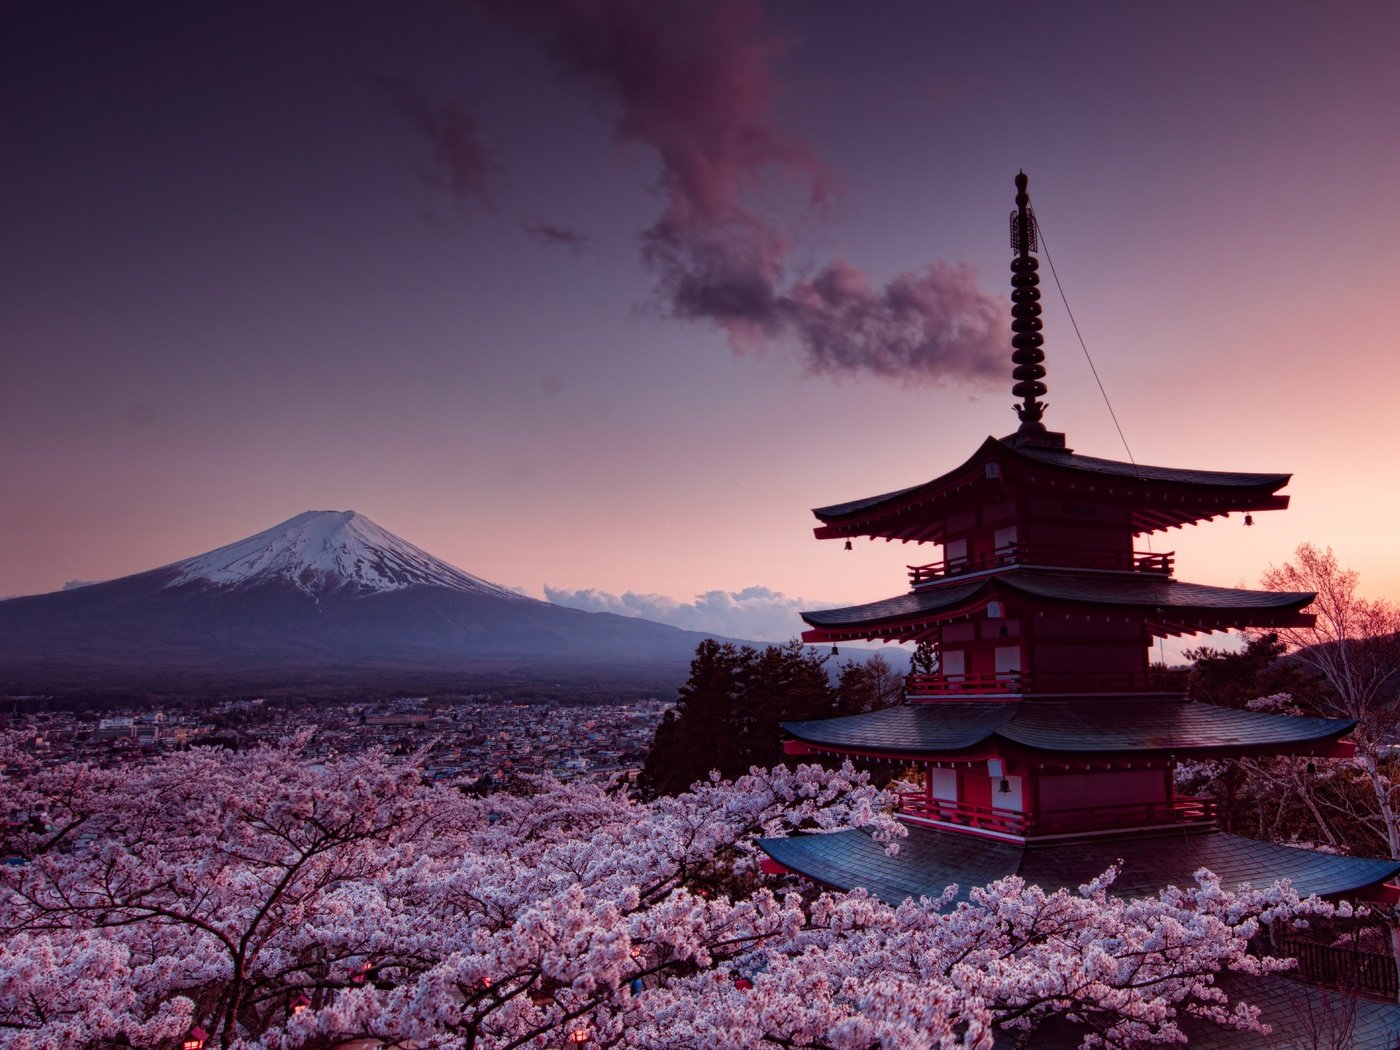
top-left (759, 173), bottom-right (1400, 911)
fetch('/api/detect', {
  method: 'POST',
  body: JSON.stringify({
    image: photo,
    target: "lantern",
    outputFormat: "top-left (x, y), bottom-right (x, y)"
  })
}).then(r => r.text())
top-left (569, 1030), bottom-right (590, 1044)
top-left (183, 1026), bottom-right (209, 1050)
top-left (291, 993), bottom-right (311, 1015)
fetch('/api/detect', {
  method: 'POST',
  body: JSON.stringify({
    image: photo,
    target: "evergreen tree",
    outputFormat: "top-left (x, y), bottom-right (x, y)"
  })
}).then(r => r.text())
top-left (834, 653), bottom-right (903, 714)
top-left (639, 640), bottom-right (834, 797)
top-left (1185, 632), bottom-right (1324, 711)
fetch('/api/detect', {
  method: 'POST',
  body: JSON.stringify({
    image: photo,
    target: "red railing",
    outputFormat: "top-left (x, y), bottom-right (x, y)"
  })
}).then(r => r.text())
top-left (906, 671), bottom-right (1025, 696)
top-left (897, 793), bottom-right (1216, 837)
top-left (905, 668), bottom-right (1189, 698)
top-left (1030, 796), bottom-right (1216, 835)
top-left (908, 546), bottom-right (1173, 586)
top-left (897, 794), bottom-right (1027, 835)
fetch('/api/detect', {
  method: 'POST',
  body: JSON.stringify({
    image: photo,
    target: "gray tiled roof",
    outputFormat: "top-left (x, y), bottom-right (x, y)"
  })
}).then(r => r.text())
top-left (758, 825), bottom-right (1400, 907)
top-left (1013, 445), bottom-right (1290, 488)
top-left (781, 702), bottom-right (1020, 752)
top-left (813, 437), bottom-right (1290, 523)
top-left (990, 971), bottom-right (1400, 1049)
top-left (782, 699), bottom-right (1351, 756)
top-left (800, 569), bottom-right (1312, 628)
top-left (1002, 702), bottom-right (1354, 753)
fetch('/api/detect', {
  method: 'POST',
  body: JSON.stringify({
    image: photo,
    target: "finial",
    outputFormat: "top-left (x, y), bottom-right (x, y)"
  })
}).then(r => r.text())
top-left (1009, 171), bottom-right (1047, 437)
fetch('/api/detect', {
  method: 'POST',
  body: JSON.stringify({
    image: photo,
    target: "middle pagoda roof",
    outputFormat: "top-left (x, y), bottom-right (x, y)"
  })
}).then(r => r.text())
top-left (812, 435), bottom-right (1292, 543)
top-left (800, 566), bottom-right (1314, 643)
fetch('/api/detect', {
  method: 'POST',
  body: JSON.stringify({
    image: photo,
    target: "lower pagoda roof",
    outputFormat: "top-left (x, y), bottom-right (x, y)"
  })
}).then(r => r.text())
top-left (995, 971), bottom-right (1400, 1050)
top-left (781, 700), bottom-right (1355, 758)
top-left (800, 568), bottom-right (1313, 640)
top-left (757, 824), bottom-right (1400, 906)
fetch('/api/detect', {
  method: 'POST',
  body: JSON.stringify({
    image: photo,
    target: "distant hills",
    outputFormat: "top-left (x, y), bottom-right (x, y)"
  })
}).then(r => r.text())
top-left (0, 511), bottom-right (778, 698)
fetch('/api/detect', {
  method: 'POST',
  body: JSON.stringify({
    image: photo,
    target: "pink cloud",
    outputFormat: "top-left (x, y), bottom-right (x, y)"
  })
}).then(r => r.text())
top-left (379, 77), bottom-right (499, 209)
top-left (486, 0), bottom-right (1005, 386)
top-left (522, 220), bottom-right (593, 252)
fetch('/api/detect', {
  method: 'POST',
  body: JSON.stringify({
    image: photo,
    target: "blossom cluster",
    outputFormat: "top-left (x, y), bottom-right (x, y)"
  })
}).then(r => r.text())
top-left (0, 736), bottom-right (1317, 1049)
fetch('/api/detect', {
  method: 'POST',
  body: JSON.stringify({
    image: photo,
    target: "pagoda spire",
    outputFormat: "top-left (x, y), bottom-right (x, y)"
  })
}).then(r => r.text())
top-left (1009, 171), bottom-right (1048, 440)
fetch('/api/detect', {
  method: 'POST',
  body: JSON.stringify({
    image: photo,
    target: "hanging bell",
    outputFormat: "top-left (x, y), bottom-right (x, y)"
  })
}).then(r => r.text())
top-left (844, 539), bottom-right (853, 550)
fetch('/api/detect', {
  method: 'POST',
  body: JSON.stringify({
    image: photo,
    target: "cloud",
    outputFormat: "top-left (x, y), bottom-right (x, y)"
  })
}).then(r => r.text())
top-left (498, 0), bottom-right (1005, 386)
top-left (61, 579), bottom-right (100, 591)
top-left (522, 220), bottom-right (593, 252)
top-left (544, 583), bottom-right (823, 642)
top-left (378, 77), bottom-right (499, 208)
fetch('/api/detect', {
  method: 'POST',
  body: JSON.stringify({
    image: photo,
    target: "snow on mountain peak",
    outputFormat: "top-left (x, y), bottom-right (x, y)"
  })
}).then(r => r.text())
top-left (164, 510), bottom-right (529, 599)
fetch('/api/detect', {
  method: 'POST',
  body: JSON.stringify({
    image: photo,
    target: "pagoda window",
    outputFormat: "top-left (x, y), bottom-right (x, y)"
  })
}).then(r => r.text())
top-left (994, 646), bottom-right (1021, 674)
top-left (942, 650), bottom-right (965, 680)
top-left (993, 526), bottom-right (1018, 557)
top-left (945, 538), bottom-right (968, 572)
top-left (930, 768), bottom-right (957, 802)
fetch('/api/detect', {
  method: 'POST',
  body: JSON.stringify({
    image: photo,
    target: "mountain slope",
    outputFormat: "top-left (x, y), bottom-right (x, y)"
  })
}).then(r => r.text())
top-left (0, 511), bottom-right (741, 693)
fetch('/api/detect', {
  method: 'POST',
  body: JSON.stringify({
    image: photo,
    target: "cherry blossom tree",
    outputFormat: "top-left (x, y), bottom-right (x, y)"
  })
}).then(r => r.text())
top-left (0, 736), bottom-right (1325, 1049)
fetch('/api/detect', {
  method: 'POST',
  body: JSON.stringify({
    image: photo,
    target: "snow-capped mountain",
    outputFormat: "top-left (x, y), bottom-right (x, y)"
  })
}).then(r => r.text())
top-left (163, 510), bottom-right (526, 599)
top-left (0, 511), bottom-right (741, 694)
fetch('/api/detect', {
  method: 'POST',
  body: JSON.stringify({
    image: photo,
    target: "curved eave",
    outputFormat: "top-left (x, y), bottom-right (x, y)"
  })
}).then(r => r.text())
top-left (781, 701), bottom-right (1354, 758)
top-left (811, 438), bottom-right (1293, 542)
top-left (800, 572), bottom-right (1315, 643)
top-left (758, 825), bottom-right (1400, 906)
top-left (781, 703), bottom-right (1018, 755)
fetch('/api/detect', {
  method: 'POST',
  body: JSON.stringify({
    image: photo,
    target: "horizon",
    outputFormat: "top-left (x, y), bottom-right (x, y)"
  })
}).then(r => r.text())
top-left (6, 1), bottom-right (1399, 649)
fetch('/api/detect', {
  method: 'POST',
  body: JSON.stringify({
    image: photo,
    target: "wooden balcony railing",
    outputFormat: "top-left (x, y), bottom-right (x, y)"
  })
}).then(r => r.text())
top-left (897, 794), bottom-right (1027, 835)
top-left (906, 671), bottom-right (1025, 696)
top-left (908, 545), bottom-right (1173, 586)
top-left (1272, 934), bottom-right (1399, 1002)
top-left (905, 668), bottom-right (1189, 698)
top-left (897, 793), bottom-right (1217, 837)
top-left (1030, 796), bottom-right (1216, 835)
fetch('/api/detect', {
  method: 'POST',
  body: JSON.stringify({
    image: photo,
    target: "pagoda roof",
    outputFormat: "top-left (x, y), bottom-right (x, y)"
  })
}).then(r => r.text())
top-left (757, 824), bottom-right (1400, 906)
top-left (812, 437), bottom-right (1291, 540)
top-left (780, 700), bottom-right (1353, 758)
top-left (800, 568), bottom-right (1313, 640)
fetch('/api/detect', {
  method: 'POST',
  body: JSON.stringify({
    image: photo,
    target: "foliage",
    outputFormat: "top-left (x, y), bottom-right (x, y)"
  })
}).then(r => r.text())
top-left (1185, 633), bottom-right (1325, 712)
top-left (911, 639), bottom-right (939, 676)
top-left (641, 641), bottom-right (909, 799)
top-left (639, 640), bottom-right (837, 797)
top-left (833, 652), bottom-right (903, 715)
top-left (0, 738), bottom-right (1325, 1050)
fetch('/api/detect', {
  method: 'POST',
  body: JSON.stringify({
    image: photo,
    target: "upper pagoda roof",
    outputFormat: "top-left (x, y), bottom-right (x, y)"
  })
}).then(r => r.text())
top-left (780, 700), bottom-right (1354, 758)
top-left (757, 823), bottom-right (1400, 906)
top-left (800, 568), bottom-right (1313, 640)
top-left (812, 436), bottom-right (1291, 541)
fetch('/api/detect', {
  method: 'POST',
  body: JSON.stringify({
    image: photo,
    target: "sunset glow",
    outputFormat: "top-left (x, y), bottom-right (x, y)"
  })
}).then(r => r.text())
top-left (5, 2), bottom-right (1399, 640)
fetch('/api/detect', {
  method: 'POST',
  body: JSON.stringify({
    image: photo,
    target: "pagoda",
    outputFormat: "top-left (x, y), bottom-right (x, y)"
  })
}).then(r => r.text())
top-left (759, 173), bottom-right (1400, 910)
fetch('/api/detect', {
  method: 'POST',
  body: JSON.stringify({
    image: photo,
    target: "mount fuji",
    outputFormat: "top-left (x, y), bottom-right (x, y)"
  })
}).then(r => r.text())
top-left (0, 511), bottom-right (744, 695)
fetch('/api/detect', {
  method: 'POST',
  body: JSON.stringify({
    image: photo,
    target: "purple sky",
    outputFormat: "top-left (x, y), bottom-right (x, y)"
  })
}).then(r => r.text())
top-left (5, 1), bottom-right (1400, 643)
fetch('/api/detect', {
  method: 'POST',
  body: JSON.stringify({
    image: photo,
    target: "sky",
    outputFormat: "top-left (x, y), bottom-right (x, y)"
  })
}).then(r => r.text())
top-left (4, 1), bottom-right (1400, 645)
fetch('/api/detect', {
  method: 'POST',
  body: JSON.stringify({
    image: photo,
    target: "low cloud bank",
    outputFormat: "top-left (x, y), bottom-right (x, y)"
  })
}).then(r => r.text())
top-left (544, 583), bottom-right (824, 642)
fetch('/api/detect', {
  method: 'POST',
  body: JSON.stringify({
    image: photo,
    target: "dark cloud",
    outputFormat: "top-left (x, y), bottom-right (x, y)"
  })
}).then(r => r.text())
top-left (543, 583), bottom-right (820, 642)
top-left (378, 77), bottom-right (499, 209)
top-left (503, 0), bottom-right (1005, 386)
top-left (522, 220), bottom-right (593, 252)
top-left (62, 579), bottom-right (100, 591)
